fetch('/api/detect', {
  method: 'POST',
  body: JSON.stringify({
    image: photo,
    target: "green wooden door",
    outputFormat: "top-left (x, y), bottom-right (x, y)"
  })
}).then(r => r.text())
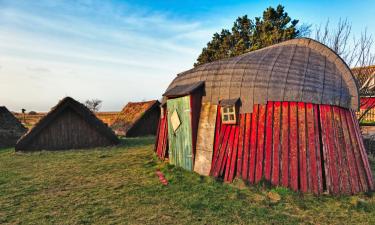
top-left (167, 96), bottom-right (193, 171)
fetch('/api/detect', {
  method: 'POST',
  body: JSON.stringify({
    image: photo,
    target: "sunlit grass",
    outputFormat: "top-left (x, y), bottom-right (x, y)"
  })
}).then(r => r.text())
top-left (0, 137), bottom-right (374, 224)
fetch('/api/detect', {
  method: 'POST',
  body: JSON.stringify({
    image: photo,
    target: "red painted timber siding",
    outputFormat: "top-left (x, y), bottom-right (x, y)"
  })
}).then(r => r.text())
top-left (155, 101), bottom-right (373, 194)
top-left (210, 102), bottom-right (373, 195)
top-left (155, 108), bottom-right (168, 159)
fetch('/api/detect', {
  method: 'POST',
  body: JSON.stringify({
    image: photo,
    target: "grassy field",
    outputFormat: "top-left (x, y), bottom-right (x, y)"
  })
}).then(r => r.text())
top-left (1, 137), bottom-right (375, 225)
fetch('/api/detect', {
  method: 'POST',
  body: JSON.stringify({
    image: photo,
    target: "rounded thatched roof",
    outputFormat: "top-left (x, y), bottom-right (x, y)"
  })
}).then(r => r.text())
top-left (165, 38), bottom-right (359, 113)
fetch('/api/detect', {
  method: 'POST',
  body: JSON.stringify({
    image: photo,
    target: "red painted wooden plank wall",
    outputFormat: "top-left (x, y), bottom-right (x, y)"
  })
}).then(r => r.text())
top-left (210, 102), bottom-right (374, 195)
top-left (155, 108), bottom-right (168, 159)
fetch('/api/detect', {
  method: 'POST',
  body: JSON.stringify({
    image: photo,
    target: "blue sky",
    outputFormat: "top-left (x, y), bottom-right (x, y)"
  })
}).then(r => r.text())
top-left (0, 0), bottom-right (374, 112)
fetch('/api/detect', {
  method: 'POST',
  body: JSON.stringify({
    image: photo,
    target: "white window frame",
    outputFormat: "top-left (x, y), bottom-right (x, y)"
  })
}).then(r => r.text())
top-left (221, 105), bottom-right (237, 124)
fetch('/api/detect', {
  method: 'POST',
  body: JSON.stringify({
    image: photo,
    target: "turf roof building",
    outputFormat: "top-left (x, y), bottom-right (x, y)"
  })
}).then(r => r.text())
top-left (352, 65), bottom-right (375, 122)
top-left (111, 100), bottom-right (160, 137)
top-left (155, 38), bottom-right (374, 195)
top-left (0, 106), bottom-right (27, 148)
top-left (16, 97), bottom-right (119, 151)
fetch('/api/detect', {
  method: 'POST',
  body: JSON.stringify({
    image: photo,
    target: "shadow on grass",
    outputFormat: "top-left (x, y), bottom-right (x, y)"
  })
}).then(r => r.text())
top-left (0, 137), bottom-right (156, 154)
top-left (118, 136), bottom-right (156, 148)
top-left (0, 147), bottom-right (13, 153)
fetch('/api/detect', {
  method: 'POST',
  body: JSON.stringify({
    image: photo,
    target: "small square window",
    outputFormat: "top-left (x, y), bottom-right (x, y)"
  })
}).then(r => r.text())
top-left (221, 106), bottom-right (237, 124)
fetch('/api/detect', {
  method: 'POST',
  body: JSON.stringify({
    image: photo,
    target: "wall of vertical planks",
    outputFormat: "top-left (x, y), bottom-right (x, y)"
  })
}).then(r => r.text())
top-left (155, 107), bottom-right (168, 159)
top-left (194, 103), bottom-right (218, 176)
top-left (155, 101), bottom-right (373, 195)
top-left (210, 101), bottom-right (374, 195)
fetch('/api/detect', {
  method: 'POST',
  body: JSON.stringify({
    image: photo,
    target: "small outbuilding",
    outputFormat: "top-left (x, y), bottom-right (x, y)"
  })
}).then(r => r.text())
top-left (15, 97), bottom-right (119, 151)
top-left (352, 65), bottom-right (375, 122)
top-left (0, 106), bottom-right (27, 148)
top-left (111, 100), bottom-right (160, 137)
top-left (155, 38), bottom-right (374, 195)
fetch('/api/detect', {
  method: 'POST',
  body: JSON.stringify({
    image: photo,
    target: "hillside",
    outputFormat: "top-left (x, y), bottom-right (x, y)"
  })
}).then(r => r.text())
top-left (1, 137), bottom-right (375, 224)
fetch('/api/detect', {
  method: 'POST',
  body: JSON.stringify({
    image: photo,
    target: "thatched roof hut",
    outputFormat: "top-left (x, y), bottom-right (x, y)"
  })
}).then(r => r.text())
top-left (351, 66), bottom-right (375, 121)
top-left (352, 65), bottom-right (375, 96)
top-left (15, 97), bottom-right (119, 151)
top-left (111, 100), bottom-right (160, 137)
top-left (155, 38), bottom-right (373, 195)
top-left (0, 106), bottom-right (27, 148)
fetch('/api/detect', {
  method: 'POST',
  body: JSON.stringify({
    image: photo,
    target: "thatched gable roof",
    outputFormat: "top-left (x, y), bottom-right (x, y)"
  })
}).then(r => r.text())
top-left (0, 107), bottom-right (26, 131)
top-left (0, 106), bottom-right (27, 148)
top-left (16, 97), bottom-right (119, 150)
top-left (352, 65), bottom-right (375, 86)
top-left (164, 38), bottom-right (359, 113)
top-left (351, 65), bottom-right (375, 96)
top-left (111, 100), bottom-right (160, 135)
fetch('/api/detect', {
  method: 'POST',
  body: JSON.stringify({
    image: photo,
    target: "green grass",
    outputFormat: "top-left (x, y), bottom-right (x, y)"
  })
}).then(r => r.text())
top-left (0, 137), bottom-right (375, 225)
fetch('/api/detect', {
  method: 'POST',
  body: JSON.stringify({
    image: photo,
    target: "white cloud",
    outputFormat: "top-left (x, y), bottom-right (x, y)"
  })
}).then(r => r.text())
top-left (0, 0), bottom-right (222, 111)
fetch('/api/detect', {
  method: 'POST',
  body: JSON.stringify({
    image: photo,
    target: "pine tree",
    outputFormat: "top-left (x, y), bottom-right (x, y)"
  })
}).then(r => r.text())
top-left (195, 5), bottom-right (304, 66)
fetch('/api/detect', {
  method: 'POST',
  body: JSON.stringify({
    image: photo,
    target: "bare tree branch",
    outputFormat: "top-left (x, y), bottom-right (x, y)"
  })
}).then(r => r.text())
top-left (312, 19), bottom-right (375, 122)
top-left (85, 99), bottom-right (102, 112)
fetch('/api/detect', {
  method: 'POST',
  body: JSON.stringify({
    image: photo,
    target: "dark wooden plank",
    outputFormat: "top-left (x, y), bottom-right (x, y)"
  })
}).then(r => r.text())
top-left (213, 125), bottom-right (231, 177)
top-left (271, 101), bottom-right (282, 186)
top-left (236, 114), bottom-right (246, 177)
top-left (214, 106), bottom-right (222, 153)
top-left (349, 111), bottom-right (374, 191)
top-left (216, 124), bottom-right (231, 177)
top-left (350, 111), bottom-right (374, 190)
top-left (223, 126), bottom-right (236, 180)
top-left (289, 102), bottom-right (298, 191)
top-left (297, 102), bottom-right (308, 193)
top-left (160, 117), bottom-right (167, 158)
top-left (319, 105), bottom-right (331, 193)
top-left (189, 92), bottom-right (203, 164)
top-left (281, 102), bottom-right (289, 187)
top-left (332, 107), bottom-right (350, 194)
top-left (242, 113), bottom-right (252, 180)
top-left (255, 104), bottom-right (266, 182)
top-left (210, 119), bottom-right (227, 176)
top-left (306, 103), bottom-right (318, 194)
top-left (227, 125), bottom-right (240, 182)
top-left (339, 108), bottom-right (359, 194)
top-left (264, 102), bottom-right (274, 180)
top-left (344, 110), bottom-right (368, 192)
top-left (249, 104), bottom-right (259, 183)
top-left (154, 115), bottom-right (162, 154)
top-left (313, 104), bottom-right (323, 194)
top-left (322, 105), bottom-right (340, 194)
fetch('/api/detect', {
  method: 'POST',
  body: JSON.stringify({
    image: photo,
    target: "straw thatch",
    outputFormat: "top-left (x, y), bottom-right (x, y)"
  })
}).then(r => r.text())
top-left (111, 100), bottom-right (160, 137)
top-left (352, 65), bottom-right (375, 96)
top-left (164, 38), bottom-right (359, 113)
top-left (0, 106), bottom-right (27, 148)
top-left (15, 97), bottom-right (119, 151)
